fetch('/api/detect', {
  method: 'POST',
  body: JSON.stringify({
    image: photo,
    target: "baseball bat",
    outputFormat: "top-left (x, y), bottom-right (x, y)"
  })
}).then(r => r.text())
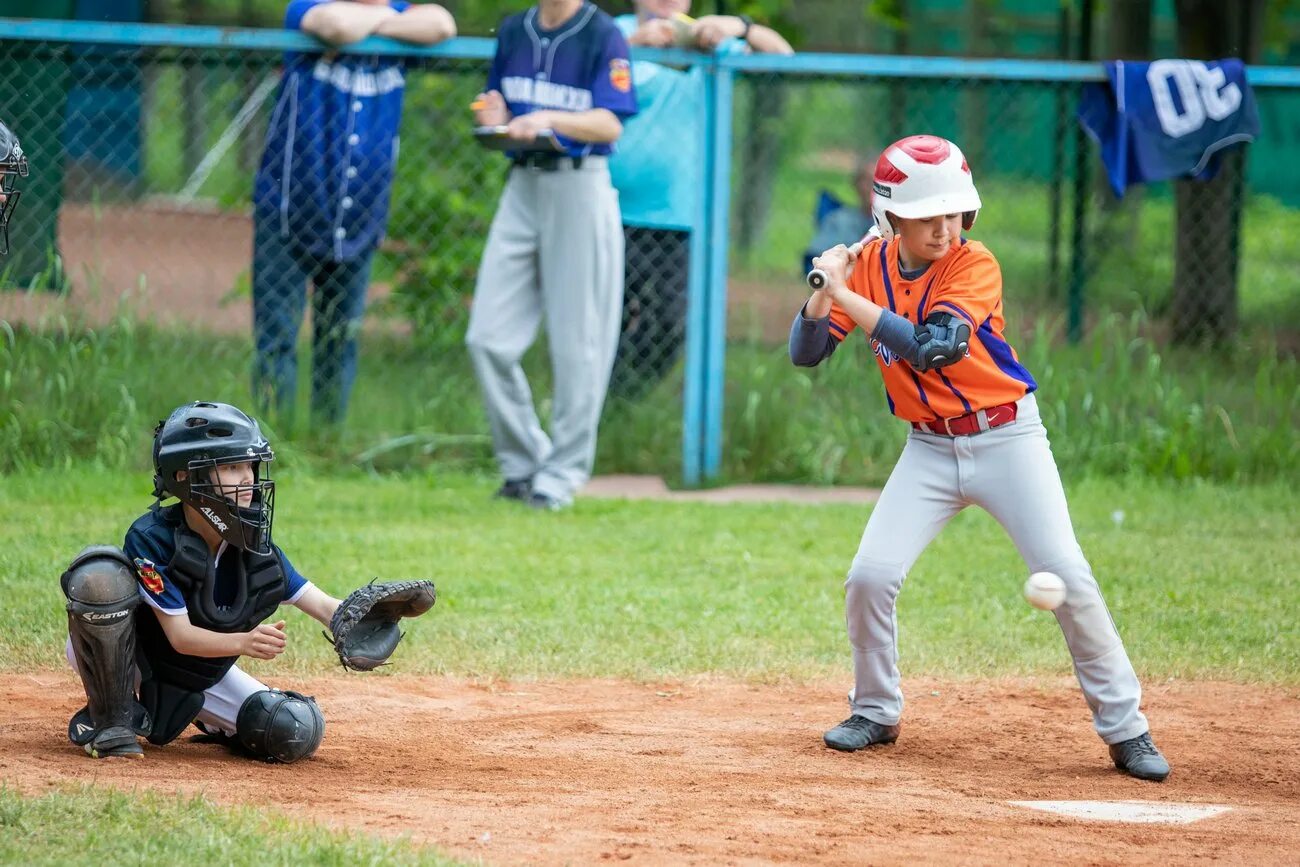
top-left (805, 227), bottom-right (881, 292)
top-left (806, 241), bottom-right (864, 292)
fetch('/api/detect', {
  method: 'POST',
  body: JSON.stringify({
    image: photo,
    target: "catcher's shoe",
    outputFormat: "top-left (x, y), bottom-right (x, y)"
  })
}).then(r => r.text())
top-left (1109, 732), bottom-right (1170, 782)
top-left (823, 715), bottom-right (901, 751)
top-left (493, 478), bottom-right (532, 501)
top-left (83, 727), bottom-right (144, 760)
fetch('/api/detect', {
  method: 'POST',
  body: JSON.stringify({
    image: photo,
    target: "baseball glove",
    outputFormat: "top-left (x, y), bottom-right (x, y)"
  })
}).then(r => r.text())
top-left (325, 580), bottom-right (436, 671)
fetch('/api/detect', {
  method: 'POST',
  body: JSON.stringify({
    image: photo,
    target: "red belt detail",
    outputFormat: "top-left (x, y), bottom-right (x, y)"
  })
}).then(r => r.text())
top-left (912, 401), bottom-right (1019, 437)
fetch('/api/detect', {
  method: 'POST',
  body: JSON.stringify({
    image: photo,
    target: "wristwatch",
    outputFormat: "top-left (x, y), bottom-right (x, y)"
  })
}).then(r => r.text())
top-left (738, 14), bottom-right (754, 40)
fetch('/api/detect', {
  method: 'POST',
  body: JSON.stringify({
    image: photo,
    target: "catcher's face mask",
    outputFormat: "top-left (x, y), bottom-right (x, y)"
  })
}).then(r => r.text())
top-left (184, 455), bottom-right (276, 554)
top-left (0, 121), bottom-right (28, 257)
top-left (152, 401), bottom-right (277, 554)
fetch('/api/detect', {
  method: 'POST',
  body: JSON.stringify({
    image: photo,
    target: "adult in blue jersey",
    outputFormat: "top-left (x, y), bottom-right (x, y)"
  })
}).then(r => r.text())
top-left (468, 0), bottom-right (638, 511)
top-left (252, 0), bottom-right (456, 427)
top-left (609, 1), bottom-right (791, 397)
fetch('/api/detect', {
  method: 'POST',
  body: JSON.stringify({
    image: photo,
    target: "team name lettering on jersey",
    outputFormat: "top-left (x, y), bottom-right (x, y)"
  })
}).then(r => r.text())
top-left (870, 338), bottom-right (896, 367)
top-left (501, 76), bottom-right (594, 112)
top-left (311, 60), bottom-right (405, 98)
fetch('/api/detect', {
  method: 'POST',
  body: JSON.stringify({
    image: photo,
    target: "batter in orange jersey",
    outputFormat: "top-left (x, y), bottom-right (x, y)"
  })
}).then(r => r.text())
top-left (827, 232), bottom-right (1035, 423)
top-left (790, 134), bottom-right (1169, 782)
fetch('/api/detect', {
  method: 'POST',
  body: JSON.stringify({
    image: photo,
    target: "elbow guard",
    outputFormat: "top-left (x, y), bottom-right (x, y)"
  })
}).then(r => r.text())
top-left (913, 312), bottom-right (971, 372)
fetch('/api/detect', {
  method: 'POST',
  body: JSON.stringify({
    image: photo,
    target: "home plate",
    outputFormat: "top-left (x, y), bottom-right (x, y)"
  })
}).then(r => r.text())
top-left (1009, 801), bottom-right (1231, 824)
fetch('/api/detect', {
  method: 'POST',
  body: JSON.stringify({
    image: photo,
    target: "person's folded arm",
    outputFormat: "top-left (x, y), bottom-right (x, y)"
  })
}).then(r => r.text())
top-left (508, 109), bottom-right (624, 145)
top-left (300, 1), bottom-right (399, 46)
top-left (374, 3), bottom-right (456, 44)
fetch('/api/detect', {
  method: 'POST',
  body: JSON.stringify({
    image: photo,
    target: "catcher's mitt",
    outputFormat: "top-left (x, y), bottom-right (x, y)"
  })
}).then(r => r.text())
top-left (325, 580), bottom-right (436, 671)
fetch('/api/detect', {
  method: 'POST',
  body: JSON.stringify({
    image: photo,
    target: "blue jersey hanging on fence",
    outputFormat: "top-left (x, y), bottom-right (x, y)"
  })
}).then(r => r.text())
top-left (488, 2), bottom-right (638, 159)
top-left (1078, 58), bottom-right (1259, 198)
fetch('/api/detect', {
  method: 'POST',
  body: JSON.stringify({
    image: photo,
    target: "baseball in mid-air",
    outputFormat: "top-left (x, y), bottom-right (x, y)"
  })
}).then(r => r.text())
top-left (1024, 571), bottom-right (1067, 610)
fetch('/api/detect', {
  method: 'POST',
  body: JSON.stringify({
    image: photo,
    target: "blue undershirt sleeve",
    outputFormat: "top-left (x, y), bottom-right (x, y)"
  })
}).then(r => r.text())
top-left (870, 308), bottom-right (927, 369)
top-left (789, 303), bottom-right (839, 367)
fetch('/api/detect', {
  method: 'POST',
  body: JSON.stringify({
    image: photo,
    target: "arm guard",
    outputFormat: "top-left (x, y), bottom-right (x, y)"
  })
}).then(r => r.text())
top-left (912, 311), bottom-right (971, 371)
top-left (871, 309), bottom-right (971, 372)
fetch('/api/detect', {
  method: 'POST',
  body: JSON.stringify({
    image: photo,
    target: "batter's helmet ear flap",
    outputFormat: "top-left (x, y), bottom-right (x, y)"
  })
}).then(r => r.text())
top-left (962, 210), bottom-right (978, 231)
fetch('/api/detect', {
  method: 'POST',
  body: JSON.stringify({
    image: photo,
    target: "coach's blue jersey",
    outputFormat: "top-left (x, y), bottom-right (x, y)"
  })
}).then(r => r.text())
top-left (488, 2), bottom-right (637, 158)
top-left (1078, 59), bottom-right (1259, 198)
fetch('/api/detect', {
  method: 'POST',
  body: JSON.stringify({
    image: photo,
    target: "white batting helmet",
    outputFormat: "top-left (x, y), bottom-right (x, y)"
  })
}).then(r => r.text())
top-left (870, 135), bottom-right (982, 242)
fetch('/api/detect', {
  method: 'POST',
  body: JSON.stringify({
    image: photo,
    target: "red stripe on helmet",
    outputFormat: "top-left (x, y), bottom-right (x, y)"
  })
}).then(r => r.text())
top-left (892, 134), bottom-right (952, 165)
top-left (874, 154), bottom-right (908, 184)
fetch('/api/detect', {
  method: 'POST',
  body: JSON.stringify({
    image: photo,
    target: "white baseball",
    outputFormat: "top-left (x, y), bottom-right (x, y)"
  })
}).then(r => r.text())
top-left (1024, 571), bottom-right (1067, 611)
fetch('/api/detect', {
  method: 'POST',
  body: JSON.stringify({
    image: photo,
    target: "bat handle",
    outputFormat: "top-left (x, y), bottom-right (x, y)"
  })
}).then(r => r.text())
top-left (806, 269), bottom-right (828, 292)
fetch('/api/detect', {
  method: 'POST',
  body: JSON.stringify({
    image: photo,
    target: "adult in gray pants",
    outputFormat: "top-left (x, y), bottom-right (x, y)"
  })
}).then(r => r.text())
top-left (467, 0), bottom-right (638, 510)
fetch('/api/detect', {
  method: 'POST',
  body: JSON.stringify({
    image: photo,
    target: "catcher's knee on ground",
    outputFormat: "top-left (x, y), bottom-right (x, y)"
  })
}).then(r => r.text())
top-left (61, 545), bottom-right (146, 758)
top-left (236, 689), bottom-right (324, 763)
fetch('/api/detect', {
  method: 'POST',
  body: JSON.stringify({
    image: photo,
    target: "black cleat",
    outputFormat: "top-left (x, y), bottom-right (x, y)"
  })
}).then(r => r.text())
top-left (823, 715), bottom-right (901, 751)
top-left (1109, 732), bottom-right (1170, 782)
top-left (493, 478), bottom-right (532, 501)
top-left (82, 725), bottom-right (144, 760)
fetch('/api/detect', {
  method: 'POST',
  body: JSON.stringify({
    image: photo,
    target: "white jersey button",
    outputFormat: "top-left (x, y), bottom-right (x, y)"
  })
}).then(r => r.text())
top-left (348, 133), bottom-right (360, 146)
top-left (334, 227), bottom-right (346, 239)
top-left (341, 197), bottom-right (353, 209)
top-left (346, 166), bottom-right (358, 179)
top-left (352, 100), bottom-right (363, 112)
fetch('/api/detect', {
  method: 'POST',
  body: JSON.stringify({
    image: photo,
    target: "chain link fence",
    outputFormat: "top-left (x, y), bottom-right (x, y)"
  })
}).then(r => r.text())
top-left (2, 23), bottom-right (1297, 483)
top-left (0, 29), bottom-right (699, 473)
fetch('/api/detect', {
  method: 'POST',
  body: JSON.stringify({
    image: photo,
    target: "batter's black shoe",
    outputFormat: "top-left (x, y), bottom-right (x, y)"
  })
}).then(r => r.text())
top-left (493, 478), bottom-right (532, 501)
top-left (1109, 732), bottom-right (1170, 782)
top-left (823, 715), bottom-right (901, 751)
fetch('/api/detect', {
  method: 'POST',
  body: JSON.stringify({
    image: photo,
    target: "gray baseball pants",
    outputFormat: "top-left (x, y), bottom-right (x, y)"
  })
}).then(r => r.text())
top-left (466, 157), bottom-right (624, 503)
top-left (844, 393), bottom-right (1149, 745)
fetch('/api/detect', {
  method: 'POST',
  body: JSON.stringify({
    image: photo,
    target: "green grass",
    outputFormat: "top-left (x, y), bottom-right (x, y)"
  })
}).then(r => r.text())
top-left (4, 467), bottom-right (1297, 683)
top-left (0, 785), bottom-right (457, 866)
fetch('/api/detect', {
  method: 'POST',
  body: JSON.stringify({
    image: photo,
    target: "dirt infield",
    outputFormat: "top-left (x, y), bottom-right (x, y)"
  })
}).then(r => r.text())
top-left (2, 672), bottom-right (1297, 864)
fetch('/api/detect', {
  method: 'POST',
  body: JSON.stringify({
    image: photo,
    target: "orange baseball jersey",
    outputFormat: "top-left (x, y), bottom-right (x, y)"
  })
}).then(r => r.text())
top-left (827, 236), bottom-right (1037, 422)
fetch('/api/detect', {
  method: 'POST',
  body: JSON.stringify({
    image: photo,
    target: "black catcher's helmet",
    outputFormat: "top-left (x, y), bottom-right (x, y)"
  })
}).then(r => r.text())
top-left (0, 120), bottom-right (28, 256)
top-left (152, 402), bottom-right (276, 554)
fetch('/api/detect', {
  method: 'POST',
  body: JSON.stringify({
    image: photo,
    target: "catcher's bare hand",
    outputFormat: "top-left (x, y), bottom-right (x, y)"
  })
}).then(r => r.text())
top-left (242, 620), bottom-right (287, 660)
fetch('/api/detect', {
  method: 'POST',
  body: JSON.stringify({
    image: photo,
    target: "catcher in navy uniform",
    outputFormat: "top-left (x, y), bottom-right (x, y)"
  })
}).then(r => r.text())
top-left (61, 401), bottom-right (436, 761)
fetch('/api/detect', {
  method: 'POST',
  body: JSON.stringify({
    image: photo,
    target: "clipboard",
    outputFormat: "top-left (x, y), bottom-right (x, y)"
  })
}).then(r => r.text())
top-left (473, 125), bottom-right (565, 153)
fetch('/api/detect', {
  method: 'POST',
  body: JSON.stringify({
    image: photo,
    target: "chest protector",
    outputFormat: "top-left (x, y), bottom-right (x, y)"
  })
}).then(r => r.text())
top-left (134, 505), bottom-right (287, 744)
